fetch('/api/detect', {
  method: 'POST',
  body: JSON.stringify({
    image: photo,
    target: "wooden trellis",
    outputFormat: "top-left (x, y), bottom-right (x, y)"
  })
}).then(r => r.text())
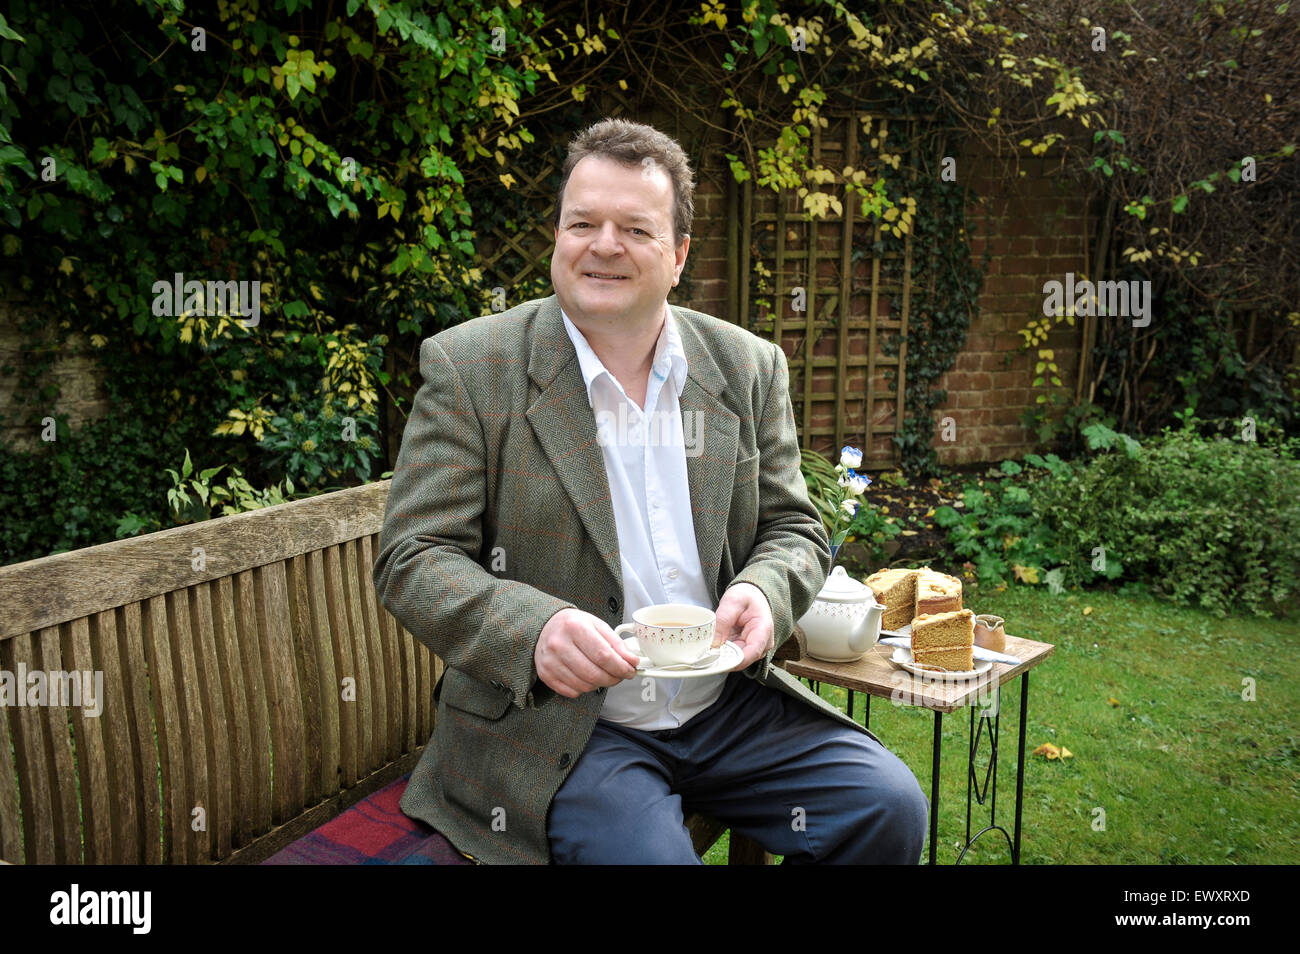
top-left (473, 157), bottom-right (560, 297)
top-left (732, 110), bottom-right (918, 469)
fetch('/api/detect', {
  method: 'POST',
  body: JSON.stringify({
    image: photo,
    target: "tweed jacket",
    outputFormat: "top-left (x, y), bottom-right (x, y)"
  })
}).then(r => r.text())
top-left (372, 294), bottom-right (882, 864)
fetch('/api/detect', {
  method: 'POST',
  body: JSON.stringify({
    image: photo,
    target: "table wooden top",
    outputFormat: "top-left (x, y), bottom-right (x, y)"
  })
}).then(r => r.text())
top-left (780, 631), bottom-right (1056, 714)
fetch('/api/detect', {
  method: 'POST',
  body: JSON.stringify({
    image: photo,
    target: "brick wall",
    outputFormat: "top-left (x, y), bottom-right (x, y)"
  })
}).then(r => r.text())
top-left (936, 146), bottom-right (1095, 467)
top-left (0, 273), bottom-right (112, 452)
top-left (675, 143), bottom-right (1095, 470)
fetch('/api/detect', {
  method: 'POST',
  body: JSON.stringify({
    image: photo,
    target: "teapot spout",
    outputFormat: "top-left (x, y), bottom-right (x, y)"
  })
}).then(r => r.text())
top-left (849, 602), bottom-right (884, 653)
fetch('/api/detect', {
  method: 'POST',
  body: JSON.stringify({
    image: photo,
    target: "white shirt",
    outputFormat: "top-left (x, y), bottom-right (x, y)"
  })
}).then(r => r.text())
top-left (560, 305), bottom-right (727, 730)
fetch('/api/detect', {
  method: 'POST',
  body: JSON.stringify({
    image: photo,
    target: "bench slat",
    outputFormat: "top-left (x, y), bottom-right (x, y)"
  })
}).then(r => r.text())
top-left (357, 536), bottom-right (399, 766)
top-left (4, 633), bottom-right (55, 862)
top-left (392, 592), bottom-right (418, 754)
top-left (212, 576), bottom-right (254, 849)
top-left (119, 602), bottom-right (162, 863)
top-left (322, 546), bottom-right (359, 788)
top-left (63, 616), bottom-right (112, 863)
top-left (286, 553), bottom-right (323, 808)
top-left (232, 571), bottom-right (273, 840)
top-left (144, 596), bottom-right (191, 862)
top-left (94, 608), bottom-right (140, 863)
top-left (37, 627), bottom-right (83, 863)
top-left (258, 561), bottom-right (306, 824)
top-left (364, 536), bottom-right (402, 764)
top-left (349, 538), bottom-right (391, 772)
top-left (170, 587), bottom-right (213, 861)
top-left (191, 582), bottom-right (234, 860)
top-left (0, 658), bottom-right (25, 862)
top-left (302, 549), bottom-right (341, 800)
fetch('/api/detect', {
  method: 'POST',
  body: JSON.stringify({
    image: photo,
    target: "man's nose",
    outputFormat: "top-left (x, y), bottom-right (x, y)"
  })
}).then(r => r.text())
top-left (589, 221), bottom-right (623, 255)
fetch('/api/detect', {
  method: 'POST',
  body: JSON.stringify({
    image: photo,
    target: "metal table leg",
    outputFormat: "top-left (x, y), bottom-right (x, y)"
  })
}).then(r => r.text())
top-left (929, 711), bottom-right (941, 865)
top-left (1014, 671), bottom-right (1029, 865)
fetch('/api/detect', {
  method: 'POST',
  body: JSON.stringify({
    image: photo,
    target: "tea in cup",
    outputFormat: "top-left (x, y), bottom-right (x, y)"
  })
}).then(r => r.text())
top-left (613, 604), bottom-right (716, 668)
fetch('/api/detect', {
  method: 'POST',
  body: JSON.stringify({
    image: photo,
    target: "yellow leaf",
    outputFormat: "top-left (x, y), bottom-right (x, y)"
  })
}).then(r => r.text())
top-left (1033, 742), bottom-right (1060, 760)
top-left (123, 155), bottom-right (136, 174)
top-left (1012, 563), bottom-right (1039, 584)
top-left (1060, 746), bottom-right (1073, 759)
top-left (195, 165), bottom-right (207, 183)
top-left (1083, 606), bottom-right (1093, 615)
top-left (1107, 696), bottom-right (1120, 707)
top-left (58, 257), bottom-right (75, 276)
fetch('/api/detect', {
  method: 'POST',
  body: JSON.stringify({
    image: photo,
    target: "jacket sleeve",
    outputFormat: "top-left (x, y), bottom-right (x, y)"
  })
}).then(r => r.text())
top-left (371, 335), bottom-right (576, 709)
top-left (725, 341), bottom-right (833, 679)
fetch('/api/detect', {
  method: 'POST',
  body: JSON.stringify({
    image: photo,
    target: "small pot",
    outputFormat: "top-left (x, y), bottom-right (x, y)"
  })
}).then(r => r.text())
top-left (973, 614), bottom-right (1006, 653)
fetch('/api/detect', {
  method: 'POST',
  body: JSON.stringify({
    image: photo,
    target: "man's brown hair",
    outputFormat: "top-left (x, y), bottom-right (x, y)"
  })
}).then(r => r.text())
top-left (553, 118), bottom-right (695, 244)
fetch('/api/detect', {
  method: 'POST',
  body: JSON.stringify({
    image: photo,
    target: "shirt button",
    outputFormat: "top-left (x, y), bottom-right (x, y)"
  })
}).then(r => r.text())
top-left (558, 752), bottom-right (572, 769)
top-left (607, 596), bottom-right (619, 614)
top-left (666, 567), bottom-right (679, 580)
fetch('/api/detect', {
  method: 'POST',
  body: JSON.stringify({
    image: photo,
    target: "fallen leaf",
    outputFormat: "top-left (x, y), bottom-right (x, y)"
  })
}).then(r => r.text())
top-left (1012, 563), bottom-right (1040, 584)
top-left (1083, 606), bottom-right (1093, 615)
top-left (1060, 746), bottom-right (1073, 759)
top-left (1107, 697), bottom-right (1120, 707)
top-left (1033, 742), bottom-right (1060, 759)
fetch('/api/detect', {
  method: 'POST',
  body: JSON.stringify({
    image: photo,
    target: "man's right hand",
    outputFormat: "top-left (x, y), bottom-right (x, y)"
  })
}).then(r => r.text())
top-left (534, 608), bottom-right (641, 698)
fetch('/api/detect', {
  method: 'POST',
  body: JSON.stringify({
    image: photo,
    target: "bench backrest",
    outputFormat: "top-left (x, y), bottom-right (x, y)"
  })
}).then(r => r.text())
top-left (0, 480), bottom-right (438, 864)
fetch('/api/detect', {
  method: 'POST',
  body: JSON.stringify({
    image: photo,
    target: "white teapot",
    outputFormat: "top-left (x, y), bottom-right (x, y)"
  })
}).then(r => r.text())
top-left (796, 566), bottom-right (885, 662)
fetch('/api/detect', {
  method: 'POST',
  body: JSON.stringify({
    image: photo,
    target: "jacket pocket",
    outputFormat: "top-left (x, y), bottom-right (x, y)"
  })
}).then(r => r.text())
top-left (439, 666), bottom-right (512, 720)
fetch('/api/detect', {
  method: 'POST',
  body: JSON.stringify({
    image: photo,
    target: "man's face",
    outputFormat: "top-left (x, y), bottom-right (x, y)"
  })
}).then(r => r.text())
top-left (552, 154), bottom-right (689, 328)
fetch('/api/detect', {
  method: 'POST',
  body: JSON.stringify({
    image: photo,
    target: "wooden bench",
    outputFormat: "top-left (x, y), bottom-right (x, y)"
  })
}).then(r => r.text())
top-left (0, 480), bottom-right (779, 864)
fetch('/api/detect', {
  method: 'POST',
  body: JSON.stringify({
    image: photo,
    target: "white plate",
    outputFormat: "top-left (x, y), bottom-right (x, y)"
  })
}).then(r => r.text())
top-left (623, 637), bottom-right (745, 679)
top-left (889, 645), bottom-right (992, 681)
top-left (881, 623), bottom-right (913, 638)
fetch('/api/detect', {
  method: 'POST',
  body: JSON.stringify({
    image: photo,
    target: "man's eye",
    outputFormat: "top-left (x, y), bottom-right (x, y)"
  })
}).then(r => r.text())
top-left (630, 228), bottom-right (647, 236)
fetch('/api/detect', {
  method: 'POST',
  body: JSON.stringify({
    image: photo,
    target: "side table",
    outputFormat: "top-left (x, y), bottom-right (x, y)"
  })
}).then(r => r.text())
top-left (781, 631), bottom-right (1055, 864)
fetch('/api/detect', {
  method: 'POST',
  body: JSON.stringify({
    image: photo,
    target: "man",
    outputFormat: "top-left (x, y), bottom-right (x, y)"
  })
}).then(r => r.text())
top-left (373, 118), bottom-right (927, 864)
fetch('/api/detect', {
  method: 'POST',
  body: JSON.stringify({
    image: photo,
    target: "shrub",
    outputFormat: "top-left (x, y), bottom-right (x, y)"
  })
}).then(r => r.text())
top-left (1027, 424), bottom-right (1300, 617)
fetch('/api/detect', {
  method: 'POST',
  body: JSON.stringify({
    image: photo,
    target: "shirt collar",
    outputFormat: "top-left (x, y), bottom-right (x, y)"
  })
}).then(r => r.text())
top-left (559, 303), bottom-right (688, 406)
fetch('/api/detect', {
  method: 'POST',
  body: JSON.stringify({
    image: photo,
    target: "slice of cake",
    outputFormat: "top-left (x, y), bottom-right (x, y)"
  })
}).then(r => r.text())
top-left (865, 568), bottom-right (917, 630)
top-left (915, 570), bottom-right (962, 617)
top-left (911, 608), bottom-right (975, 671)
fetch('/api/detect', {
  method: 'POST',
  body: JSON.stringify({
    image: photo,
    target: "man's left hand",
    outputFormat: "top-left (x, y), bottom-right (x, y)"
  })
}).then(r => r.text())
top-left (714, 582), bottom-right (775, 671)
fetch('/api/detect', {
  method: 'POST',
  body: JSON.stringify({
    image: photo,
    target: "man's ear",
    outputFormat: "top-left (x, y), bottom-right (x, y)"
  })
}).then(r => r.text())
top-left (672, 235), bottom-right (690, 285)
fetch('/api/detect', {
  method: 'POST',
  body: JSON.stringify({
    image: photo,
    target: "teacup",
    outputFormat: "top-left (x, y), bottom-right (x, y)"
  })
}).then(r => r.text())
top-left (613, 603), bottom-right (716, 669)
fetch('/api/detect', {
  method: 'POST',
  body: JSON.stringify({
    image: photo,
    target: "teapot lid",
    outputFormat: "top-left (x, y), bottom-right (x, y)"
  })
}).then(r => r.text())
top-left (816, 566), bottom-right (878, 604)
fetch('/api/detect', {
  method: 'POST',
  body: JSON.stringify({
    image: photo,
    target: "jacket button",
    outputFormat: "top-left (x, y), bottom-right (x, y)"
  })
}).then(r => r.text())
top-left (607, 596), bottom-right (619, 614)
top-left (558, 752), bottom-right (572, 769)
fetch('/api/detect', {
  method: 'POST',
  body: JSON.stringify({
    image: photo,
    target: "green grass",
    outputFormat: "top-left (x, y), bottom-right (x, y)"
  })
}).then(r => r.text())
top-left (704, 581), bottom-right (1300, 864)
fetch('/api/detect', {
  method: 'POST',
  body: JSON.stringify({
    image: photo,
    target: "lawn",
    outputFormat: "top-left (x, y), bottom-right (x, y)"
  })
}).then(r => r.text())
top-left (704, 580), bottom-right (1300, 864)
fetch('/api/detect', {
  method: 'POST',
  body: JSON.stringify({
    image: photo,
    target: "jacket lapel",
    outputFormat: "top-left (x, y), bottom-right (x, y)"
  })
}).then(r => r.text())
top-left (523, 296), bottom-right (740, 606)
top-left (674, 308), bottom-right (739, 605)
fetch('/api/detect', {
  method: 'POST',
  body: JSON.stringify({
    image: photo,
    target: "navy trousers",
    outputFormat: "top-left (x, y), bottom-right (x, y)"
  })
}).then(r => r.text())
top-left (547, 671), bottom-right (928, 864)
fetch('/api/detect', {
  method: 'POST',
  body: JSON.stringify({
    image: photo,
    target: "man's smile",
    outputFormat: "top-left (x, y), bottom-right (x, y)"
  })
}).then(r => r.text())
top-left (584, 271), bottom-right (629, 280)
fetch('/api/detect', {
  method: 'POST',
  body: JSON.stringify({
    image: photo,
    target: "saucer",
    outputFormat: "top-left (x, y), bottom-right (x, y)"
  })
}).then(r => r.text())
top-left (889, 645), bottom-right (992, 681)
top-left (623, 637), bottom-right (744, 678)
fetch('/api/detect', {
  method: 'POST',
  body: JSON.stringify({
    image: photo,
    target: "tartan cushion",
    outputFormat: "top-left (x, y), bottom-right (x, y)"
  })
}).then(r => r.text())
top-left (261, 773), bottom-right (473, 865)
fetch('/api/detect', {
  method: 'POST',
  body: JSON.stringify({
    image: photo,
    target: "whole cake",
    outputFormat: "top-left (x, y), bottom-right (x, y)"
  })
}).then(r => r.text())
top-left (864, 566), bottom-right (963, 630)
top-left (910, 608), bottom-right (975, 671)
